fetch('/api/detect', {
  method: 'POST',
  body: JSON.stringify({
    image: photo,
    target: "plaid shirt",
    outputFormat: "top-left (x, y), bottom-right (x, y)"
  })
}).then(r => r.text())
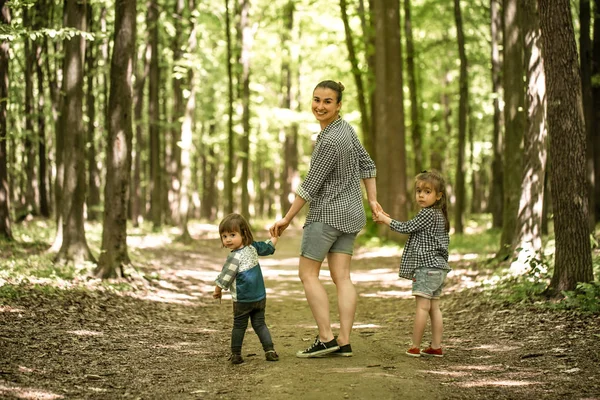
top-left (389, 207), bottom-right (450, 280)
top-left (215, 240), bottom-right (275, 302)
top-left (297, 118), bottom-right (377, 233)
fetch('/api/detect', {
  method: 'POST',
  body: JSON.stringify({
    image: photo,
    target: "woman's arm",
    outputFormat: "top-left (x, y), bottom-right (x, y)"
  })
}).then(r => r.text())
top-left (269, 195), bottom-right (307, 237)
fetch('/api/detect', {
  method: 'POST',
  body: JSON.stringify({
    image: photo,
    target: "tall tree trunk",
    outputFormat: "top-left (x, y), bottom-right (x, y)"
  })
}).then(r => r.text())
top-left (96, 0), bottom-right (136, 278)
top-left (538, 0), bottom-right (594, 292)
top-left (23, 7), bottom-right (38, 218)
top-left (404, 0), bottom-right (422, 176)
top-left (341, 0), bottom-right (371, 148)
top-left (358, 0), bottom-right (376, 155)
top-left (34, 0), bottom-right (49, 218)
top-left (239, 0), bottom-right (252, 217)
top-left (431, 70), bottom-right (451, 173)
top-left (489, 0), bottom-right (503, 229)
top-left (510, 0), bottom-right (547, 262)
top-left (132, 42), bottom-right (150, 227)
top-left (55, 0), bottom-right (95, 266)
top-left (498, 0), bottom-right (525, 260)
top-left (225, 0), bottom-right (234, 214)
top-left (177, 0), bottom-right (197, 242)
top-left (168, 0), bottom-right (186, 225)
top-left (580, 0), bottom-right (596, 230)
top-left (373, 0), bottom-right (407, 240)
top-left (593, 0), bottom-right (600, 223)
top-left (85, 6), bottom-right (101, 221)
top-left (148, 0), bottom-right (162, 229)
top-left (279, 1), bottom-right (299, 216)
top-left (0, 0), bottom-right (12, 240)
top-left (453, 0), bottom-right (468, 234)
top-left (201, 121), bottom-right (218, 220)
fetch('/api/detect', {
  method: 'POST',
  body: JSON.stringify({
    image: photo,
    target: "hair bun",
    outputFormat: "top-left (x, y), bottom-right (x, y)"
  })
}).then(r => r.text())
top-left (337, 81), bottom-right (345, 91)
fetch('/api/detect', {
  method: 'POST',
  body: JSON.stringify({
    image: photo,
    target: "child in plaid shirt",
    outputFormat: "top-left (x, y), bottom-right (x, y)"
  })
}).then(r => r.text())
top-left (213, 213), bottom-right (279, 364)
top-left (374, 170), bottom-right (451, 358)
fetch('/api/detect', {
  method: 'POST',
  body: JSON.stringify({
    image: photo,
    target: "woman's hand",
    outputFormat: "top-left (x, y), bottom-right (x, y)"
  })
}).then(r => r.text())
top-left (269, 217), bottom-right (291, 237)
top-left (369, 200), bottom-right (388, 220)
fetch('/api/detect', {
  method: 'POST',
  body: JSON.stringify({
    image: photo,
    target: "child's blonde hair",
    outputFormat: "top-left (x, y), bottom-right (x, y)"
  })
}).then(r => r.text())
top-left (218, 213), bottom-right (254, 247)
top-left (416, 170), bottom-right (450, 232)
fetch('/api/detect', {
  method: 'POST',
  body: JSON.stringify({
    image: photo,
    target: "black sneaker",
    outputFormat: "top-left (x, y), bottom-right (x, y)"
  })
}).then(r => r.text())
top-left (229, 354), bottom-right (244, 364)
top-left (326, 343), bottom-right (353, 357)
top-left (296, 336), bottom-right (340, 358)
top-left (265, 350), bottom-right (279, 361)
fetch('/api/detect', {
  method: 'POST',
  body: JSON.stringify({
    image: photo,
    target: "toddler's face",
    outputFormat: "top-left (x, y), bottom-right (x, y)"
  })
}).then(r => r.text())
top-left (415, 181), bottom-right (442, 208)
top-left (221, 230), bottom-right (244, 250)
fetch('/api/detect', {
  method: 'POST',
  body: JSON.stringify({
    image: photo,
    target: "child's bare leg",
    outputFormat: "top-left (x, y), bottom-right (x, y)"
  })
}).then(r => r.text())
top-left (412, 296), bottom-right (431, 348)
top-left (429, 299), bottom-right (443, 348)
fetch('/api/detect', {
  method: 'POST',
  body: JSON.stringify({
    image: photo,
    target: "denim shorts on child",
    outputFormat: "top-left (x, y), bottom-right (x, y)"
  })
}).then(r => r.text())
top-left (300, 222), bottom-right (358, 262)
top-left (412, 267), bottom-right (449, 299)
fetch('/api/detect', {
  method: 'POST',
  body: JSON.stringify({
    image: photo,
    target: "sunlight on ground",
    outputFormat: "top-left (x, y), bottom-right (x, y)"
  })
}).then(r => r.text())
top-left (0, 306), bottom-right (25, 313)
top-left (67, 330), bottom-right (103, 337)
top-left (456, 380), bottom-right (539, 387)
top-left (354, 247), bottom-right (400, 259)
top-left (361, 290), bottom-right (413, 299)
top-left (467, 344), bottom-right (521, 352)
top-left (127, 234), bottom-right (173, 249)
top-left (450, 364), bottom-right (505, 371)
top-left (0, 384), bottom-right (63, 400)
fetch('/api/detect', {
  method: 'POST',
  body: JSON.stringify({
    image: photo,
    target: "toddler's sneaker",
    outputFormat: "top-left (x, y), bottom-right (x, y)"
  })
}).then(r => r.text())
top-left (422, 347), bottom-right (443, 357)
top-left (296, 336), bottom-right (340, 358)
top-left (265, 350), bottom-right (279, 361)
top-left (229, 354), bottom-right (244, 364)
top-left (405, 347), bottom-right (421, 357)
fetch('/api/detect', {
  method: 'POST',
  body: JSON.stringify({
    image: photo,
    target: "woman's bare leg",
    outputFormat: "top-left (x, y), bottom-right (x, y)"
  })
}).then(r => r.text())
top-left (298, 256), bottom-right (334, 342)
top-left (328, 252), bottom-right (355, 346)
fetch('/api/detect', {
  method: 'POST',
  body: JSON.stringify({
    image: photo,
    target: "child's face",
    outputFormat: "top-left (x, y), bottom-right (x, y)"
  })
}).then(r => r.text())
top-left (221, 230), bottom-right (244, 250)
top-left (415, 181), bottom-right (442, 208)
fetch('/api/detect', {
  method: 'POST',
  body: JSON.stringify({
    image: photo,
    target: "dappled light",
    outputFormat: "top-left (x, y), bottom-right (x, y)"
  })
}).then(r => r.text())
top-left (457, 380), bottom-right (539, 388)
top-left (0, 384), bottom-right (64, 400)
top-left (67, 330), bottom-right (103, 337)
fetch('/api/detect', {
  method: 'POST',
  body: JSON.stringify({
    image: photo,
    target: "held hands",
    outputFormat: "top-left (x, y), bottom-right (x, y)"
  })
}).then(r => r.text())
top-left (269, 217), bottom-right (290, 238)
top-left (370, 201), bottom-right (391, 225)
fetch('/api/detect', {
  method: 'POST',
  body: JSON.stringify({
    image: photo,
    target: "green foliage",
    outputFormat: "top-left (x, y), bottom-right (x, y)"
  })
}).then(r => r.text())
top-left (560, 282), bottom-right (600, 314)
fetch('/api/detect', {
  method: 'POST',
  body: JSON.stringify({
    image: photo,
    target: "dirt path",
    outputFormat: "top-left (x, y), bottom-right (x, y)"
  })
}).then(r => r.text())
top-left (1, 223), bottom-right (598, 399)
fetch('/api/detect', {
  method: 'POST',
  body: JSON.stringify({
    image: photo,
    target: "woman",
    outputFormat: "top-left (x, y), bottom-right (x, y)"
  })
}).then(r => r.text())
top-left (270, 80), bottom-right (383, 358)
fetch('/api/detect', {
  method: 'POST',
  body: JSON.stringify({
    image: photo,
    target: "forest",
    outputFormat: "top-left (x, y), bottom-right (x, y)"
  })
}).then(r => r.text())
top-left (0, 0), bottom-right (599, 399)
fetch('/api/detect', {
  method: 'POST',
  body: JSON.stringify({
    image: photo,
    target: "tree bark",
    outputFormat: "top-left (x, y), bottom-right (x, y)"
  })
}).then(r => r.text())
top-left (148, 0), bottom-right (162, 229)
top-left (453, 0), bottom-right (468, 234)
top-left (593, 0), bottom-right (600, 223)
top-left (85, 6), bottom-right (101, 221)
top-left (0, 1), bottom-right (12, 240)
top-left (404, 0), bottom-right (422, 176)
top-left (498, 0), bottom-right (525, 260)
top-left (341, 0), bottom-right (371, 150)
top-left (489, 0), bottom-right (503, 228)
top-left (238, 0), bottom-right (252, 217)
top-left (510, 0), bottom-right (547, 262)
top-left (538, 0), bottom-right (594, 292)
top-left (96, 0), bottom-right (136, 278)
top-left (225, 0), bottom-right (234, 214)
top-left (55, 0), bottom-right (95, 266)
top-left (580, 0), bottom-right (596, 230)
top-left (373, 0), bottom-right (407, 240)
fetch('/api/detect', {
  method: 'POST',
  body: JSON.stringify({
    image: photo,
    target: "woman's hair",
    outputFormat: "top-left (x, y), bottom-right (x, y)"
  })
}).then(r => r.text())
top-left (314, 80), bottom-right (345, 103)
top-left (416, 170), bottom-right (450, 232)
top-left (218, 213), bottom-right (254, 246)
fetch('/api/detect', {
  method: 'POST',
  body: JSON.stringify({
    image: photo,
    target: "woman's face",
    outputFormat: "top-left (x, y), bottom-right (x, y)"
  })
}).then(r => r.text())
top-left (312, 87), bottom-right (341, 127)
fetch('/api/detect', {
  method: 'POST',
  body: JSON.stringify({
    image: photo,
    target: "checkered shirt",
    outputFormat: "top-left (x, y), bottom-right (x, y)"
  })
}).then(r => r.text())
top-left (215, 240), bottom-right (275, 302)
top-left (296, 118), bottom-right (377, 234)
top-left (389, 207), bottom-right (450, 280)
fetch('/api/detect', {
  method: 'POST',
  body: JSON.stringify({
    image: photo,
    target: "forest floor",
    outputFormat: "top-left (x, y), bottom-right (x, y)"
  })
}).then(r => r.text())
top-left (1, 222), bottom-right (599, 400)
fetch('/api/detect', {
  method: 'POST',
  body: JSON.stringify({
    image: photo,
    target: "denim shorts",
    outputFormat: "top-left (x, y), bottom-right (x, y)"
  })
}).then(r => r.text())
top-left (300, 222), bottom-right (358, 262)
top-left (412, 268), bottom-right (448, 299)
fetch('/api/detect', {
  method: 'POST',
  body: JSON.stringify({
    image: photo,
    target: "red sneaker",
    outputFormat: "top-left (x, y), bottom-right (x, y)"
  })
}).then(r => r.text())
top-left (405, 347), bottom-right (421, 357)
top-left (422, 347), bottom-right (443, 357)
